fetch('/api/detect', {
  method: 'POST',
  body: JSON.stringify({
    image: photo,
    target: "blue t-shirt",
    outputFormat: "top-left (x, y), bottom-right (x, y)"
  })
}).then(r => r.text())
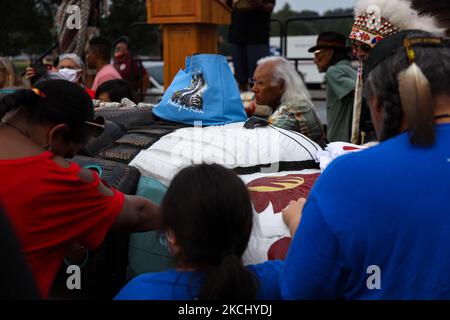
top-left (115, 260), bottom-right (283, 300)
top-left (281, 124), bottom-right (450, 299)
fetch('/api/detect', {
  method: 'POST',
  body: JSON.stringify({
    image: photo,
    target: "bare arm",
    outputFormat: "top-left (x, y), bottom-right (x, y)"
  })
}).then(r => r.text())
top-left (110, 195), bottom-right (161, 233)
top-left (77, 166), bottom-right (162, 233)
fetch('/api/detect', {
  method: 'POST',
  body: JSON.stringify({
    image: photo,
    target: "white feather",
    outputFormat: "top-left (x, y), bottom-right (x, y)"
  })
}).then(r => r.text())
top-left (354, 0), bottom-right (445, 34)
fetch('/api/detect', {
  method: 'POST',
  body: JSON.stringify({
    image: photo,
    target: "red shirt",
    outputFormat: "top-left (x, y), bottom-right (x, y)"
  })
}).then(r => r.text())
top-left (0, 151), bottom-right (124, 297)
top-left (85, 88), bottom-right (96, 99)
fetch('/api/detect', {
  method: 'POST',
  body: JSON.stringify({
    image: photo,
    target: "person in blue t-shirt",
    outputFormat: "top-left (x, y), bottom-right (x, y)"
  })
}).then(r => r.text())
top-left (280, 30), bottom-right (450, 299)
top-left (115, 163), bottom-right (282, 300)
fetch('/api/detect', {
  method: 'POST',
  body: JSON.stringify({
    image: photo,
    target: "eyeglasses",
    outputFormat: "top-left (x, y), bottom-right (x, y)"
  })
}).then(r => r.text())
top-left (250, 79), bottom-right (266, 88)
top-left (352, 41), bottom-right (372, 53)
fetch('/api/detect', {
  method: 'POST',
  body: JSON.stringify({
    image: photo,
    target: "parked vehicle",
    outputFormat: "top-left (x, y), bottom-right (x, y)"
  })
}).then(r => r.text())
top-left (142, 60), bottom-right (164, 103)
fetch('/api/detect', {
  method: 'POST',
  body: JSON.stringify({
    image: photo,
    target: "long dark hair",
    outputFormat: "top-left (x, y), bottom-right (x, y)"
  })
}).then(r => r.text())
top-left (329, 48), bottom-right (351, 66)
top-left (161, 163), bottom-right (257, 300)
top-left (364, 30), bottom-right (450, 146)
top-left (0, 80), bottom-right (95, 143)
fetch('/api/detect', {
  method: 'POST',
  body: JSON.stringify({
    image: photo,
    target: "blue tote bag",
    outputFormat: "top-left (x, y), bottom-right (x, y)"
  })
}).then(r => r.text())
top-left (152, 54), bottom-right (247, 126)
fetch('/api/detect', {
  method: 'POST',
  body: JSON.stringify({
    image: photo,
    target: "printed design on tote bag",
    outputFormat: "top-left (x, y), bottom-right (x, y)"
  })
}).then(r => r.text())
top-left (169, 71), bottom-right (208, 113)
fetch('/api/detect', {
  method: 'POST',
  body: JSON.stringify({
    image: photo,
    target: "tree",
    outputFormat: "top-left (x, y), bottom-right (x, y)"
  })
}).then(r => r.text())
top-left (100, 0), bottom-right (161, 57)
top-left (271, 4), bottom-right (320, 36)
top-left (0, 0), bottom-right (57, 56)
top-left (271, 5), bottom-right (353, 37)
top-left (0, 0), bottom-right (160, 57)
top-left (0, 1), bottom-right (355, 57)
top-left (321, 8), bottom-right (354, 36)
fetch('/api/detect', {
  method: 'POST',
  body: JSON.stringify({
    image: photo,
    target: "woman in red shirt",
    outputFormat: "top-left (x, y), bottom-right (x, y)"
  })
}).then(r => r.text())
top-left (0, 80), bottom-right (160, 298)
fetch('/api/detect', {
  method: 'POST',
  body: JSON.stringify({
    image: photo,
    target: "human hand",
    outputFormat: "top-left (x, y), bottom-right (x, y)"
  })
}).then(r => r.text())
top-left (25, 67), bottom-right (36, 80)
top-left (282, 197), bottom-right (306, 236)
top-left (244, 100), bottom-right (256, 116)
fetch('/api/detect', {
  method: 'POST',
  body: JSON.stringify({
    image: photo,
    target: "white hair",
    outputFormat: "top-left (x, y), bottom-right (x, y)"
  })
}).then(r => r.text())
top-left (257, 56), bottom-right (313, 107)
top-left (354, 0), bottom-right (444, 34)
top-left (58, 53), bottom-right (85, 70)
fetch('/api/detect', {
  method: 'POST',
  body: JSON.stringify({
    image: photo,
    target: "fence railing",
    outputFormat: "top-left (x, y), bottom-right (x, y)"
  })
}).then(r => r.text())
top-left (129, 15), bottom-right (355, 100)
top-left (283, 15), bottom-right (353, 57)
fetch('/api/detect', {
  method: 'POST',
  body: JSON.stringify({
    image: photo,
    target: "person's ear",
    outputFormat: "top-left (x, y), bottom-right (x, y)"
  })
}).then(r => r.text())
top-left (323, 49), bottom-right (333, 65)
top-left (166, 229), bottom-right (181, 256)
top-left (47, 124), bottom-right (69, 146)
top-left (326, 49), bottom-right (333, 58)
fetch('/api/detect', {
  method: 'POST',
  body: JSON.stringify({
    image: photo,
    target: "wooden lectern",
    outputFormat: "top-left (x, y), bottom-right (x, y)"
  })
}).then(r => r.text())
top-left (146, 0), bottom-right (231, 88)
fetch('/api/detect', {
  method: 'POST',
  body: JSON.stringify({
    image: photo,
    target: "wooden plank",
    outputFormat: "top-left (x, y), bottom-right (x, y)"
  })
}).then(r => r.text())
top-left (147, 0), bottom-right (231, 25)
top-left (151, 0), bottom-right (195, 17)
top-left (162, 24), bottom-right (218, 87)
top-left (146, 0), bottom-right (230, 87)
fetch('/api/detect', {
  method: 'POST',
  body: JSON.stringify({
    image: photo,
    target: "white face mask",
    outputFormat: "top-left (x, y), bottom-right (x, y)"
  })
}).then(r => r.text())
top-left (58, 68), bottom-right (81, 83)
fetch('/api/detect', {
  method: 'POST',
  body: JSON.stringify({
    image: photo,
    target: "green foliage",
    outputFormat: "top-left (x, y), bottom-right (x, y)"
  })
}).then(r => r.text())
top-left (100, 0), bottom-right (161, 57)
top-left (0, 1), bottom-right (354, 58)
top-left (0, 0), bottom-right (57, 56)
top-left (271, 5), bottom-right (354, 37)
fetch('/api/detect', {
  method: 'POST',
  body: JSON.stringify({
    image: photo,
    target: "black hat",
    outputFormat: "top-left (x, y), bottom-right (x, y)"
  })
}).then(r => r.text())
top-left (308, 32), bottom-right (352, 53)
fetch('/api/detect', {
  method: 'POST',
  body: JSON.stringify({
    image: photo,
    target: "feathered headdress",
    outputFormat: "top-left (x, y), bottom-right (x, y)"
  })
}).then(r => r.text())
top-left (411, 0), bottom-right (450, 36)
top-left (349, 0), bottom-right (444, 48)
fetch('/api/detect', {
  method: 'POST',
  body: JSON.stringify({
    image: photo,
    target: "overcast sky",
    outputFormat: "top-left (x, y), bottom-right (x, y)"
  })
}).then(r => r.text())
top-left (274, 0), bottom-right (357, 14)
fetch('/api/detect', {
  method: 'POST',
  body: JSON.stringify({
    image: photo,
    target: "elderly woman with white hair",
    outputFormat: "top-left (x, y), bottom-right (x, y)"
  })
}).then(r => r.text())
top-left (252, 56), bottom-right (326, 146)
top-left (26, 53), bottom-right (95, 97)
top-left (55, 53), bottom-right (85, 85)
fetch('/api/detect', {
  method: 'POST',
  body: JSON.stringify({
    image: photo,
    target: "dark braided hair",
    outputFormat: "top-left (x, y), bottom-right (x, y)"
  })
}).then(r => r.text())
top-left (329, 48), bottom-right (351, 66)
top-left (365, 58), bottom-right (404, 141)
top-left (364, 30), bottom-right (450, 146)
top-left (0, 80), bottom-right (94, 143)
